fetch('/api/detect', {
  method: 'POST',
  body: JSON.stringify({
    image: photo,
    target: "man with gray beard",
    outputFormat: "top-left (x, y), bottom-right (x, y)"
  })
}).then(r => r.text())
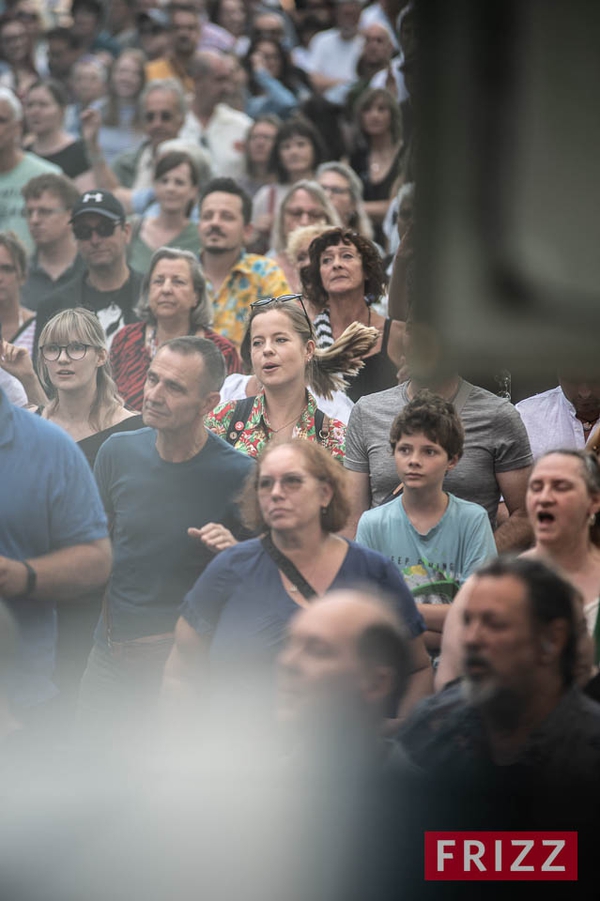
top-left (398, 557), bottom-right (600, 900)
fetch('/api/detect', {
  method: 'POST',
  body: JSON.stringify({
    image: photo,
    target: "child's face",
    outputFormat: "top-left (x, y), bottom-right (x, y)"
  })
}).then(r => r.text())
top-left (393, 431), bottom-right (458, 490)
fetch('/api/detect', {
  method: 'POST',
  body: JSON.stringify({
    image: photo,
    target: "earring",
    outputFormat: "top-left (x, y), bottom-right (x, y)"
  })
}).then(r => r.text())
top-left (590, 512), bottom-right (597, 526)
top-left (321, 505), bottom-right (328, 516)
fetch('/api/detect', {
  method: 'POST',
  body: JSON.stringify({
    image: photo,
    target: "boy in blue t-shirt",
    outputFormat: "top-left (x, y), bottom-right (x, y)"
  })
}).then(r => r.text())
top-left (356, 391), bottom-right (496, 653)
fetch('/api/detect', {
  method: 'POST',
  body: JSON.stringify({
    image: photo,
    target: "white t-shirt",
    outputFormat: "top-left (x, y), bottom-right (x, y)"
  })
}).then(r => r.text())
top-left (515, 385), bottom-right (588, 461)
top-left (305, 29), bottom-right (364, 101)
top-left (179, 104), bottom-right (253, 180)
top-left (0, 369), bottom-right (27, 407)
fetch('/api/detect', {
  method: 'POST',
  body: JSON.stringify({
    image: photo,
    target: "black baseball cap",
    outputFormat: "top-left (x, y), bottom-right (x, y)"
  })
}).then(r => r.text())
top-left (70, 190), bottom-right (126, 223)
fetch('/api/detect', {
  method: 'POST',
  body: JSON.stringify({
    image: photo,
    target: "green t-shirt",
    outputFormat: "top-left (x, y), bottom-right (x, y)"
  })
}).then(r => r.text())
top-left (356, 492), bottom-right (497, 605)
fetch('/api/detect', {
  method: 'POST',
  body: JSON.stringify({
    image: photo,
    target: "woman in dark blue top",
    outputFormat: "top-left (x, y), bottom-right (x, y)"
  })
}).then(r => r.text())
top-left (163, 440), bottom-right (432, 714)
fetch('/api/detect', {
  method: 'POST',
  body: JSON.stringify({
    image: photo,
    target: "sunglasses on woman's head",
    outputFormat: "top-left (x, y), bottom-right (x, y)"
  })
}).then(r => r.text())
top-left (250, 293), bottom-right (313, 333)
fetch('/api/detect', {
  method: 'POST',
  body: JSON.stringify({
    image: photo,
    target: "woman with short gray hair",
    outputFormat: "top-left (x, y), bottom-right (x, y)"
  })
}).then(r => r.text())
top-left (110, 247), bottom-right (242, 410)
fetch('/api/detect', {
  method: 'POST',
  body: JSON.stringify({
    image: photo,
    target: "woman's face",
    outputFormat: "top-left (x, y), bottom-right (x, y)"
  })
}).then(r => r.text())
top-left (526, 453), bottom-right (600, 545)
top-left (42, 331), bottom-right (105, 395)
top-left (25, 86), bottom-right (62, 135)
top-left (361, 96), bottom-right (392, 138)
top-left (255, 40), bottom-right (282, 80)
top-left (111, 54), bottom-right (143, 99)
top-left (248, 121), bottom-right (278, 166)
top-left (283, 189), bottom-right (328, 241)
top-left (72, 63), bottom-right (106, 105)
top-left (154, 161), bottom-right (197, 216)
top-left (279, 134), bottom-right (315, 179)
top-left (0, 244), bottom-right (24, 308)
top-left (319, 240), bottom-right (364, 297)
top-left (149, 257), bottom-right (198, 325)
top-left (250, 308), bottom-right (313, 389)
top-left (318, 170), bottom-right (354, 226)
top-left (257, 444), bottom-right (333, 533)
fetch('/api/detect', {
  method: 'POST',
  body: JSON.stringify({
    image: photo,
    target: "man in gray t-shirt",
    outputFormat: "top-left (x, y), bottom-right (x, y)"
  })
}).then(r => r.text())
top-left (344, 378), bottom-right (533, 551)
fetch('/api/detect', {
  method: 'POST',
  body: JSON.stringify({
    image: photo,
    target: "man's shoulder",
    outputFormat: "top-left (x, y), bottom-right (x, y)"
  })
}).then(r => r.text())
top-left (38, 270), bottom-right (87, 318)
top-left (460, 379), bottom-right (517, 416)
top-left (515, 385), bottom-right (563, 415)
top-left (204, 430), bottom-right (255, 475)
top-left (309, 28), bottom-right (339, 50)
top-left (353, 382), bottom-right (406, 417)
top-left (16, 153), bottom-right (62, 178)
top-left (213, 103), bottom-right (253, 128)
top-left (235, 252), bottom-right (287, 278)
top-left (95, 425), bottom-right (154, 463)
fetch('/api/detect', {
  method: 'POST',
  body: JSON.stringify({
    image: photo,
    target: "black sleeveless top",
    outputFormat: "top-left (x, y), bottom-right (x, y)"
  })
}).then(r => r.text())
top-left (346, 318), bottom-right (398, 402)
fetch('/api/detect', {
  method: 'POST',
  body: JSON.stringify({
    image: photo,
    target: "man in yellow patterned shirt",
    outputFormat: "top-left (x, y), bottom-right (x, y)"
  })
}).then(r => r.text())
top-left (198, 177), bottom-right (290, 347)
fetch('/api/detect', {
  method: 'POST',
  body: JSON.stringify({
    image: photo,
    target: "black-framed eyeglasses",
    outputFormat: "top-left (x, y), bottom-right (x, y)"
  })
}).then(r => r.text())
top-left (72, 220), bottom-right (119, 240)
top-left (40, 342), bottom-right (92, 362)
top-left (250, 293), bottom-right (312, 333)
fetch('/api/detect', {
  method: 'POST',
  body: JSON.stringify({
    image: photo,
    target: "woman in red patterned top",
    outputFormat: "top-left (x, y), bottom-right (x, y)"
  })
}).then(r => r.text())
top-left (110, 247), bottom-right (242, 411)
top-left (205, 295), bottom-right (378, 462)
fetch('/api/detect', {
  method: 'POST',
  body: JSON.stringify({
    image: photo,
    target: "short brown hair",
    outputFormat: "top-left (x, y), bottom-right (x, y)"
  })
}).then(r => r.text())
top-left (21, 172), bottom-right (80, 209)
top-left (301, 227), bottom-right (384, 311)
top-left (389, 390), bottom-right (464, 460)
top-left (240, 439), bottom-right (350, 533)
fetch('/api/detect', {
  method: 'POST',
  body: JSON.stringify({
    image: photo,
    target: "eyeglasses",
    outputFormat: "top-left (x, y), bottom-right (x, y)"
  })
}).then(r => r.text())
top-left (257, 474), bottom-right (307, 494)
top-left (250, 293), bottom-right (312, 333)
top-left (23, 206), bottom-right (67, 219)
top-left (40, 342), bottom-right (91, 362)
top-left (321, 185), bottom-right (350, 196)
top-left (144, 110), bottom-right (174, 122)
top-left (72, 220), bottom-right (119, 240)
top-left (285, 207), bottom-right (327, 223)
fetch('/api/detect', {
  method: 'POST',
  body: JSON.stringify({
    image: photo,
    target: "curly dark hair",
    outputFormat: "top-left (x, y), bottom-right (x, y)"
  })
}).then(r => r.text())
top-left (269, 115), bottom-right (325, 184)
top-left (239, 439), bottom-right (350, 534)
top-left (389, 390), bottom-right (464, 460)
top-left (301, 226), bottom-right (385, 311)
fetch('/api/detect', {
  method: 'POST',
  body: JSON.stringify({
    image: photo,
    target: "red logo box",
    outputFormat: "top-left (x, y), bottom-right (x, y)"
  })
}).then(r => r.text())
top-left (424, 831), bottom-right (577, 881)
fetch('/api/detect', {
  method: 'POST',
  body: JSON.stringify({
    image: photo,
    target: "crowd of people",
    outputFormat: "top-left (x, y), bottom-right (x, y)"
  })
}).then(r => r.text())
top-left (1, 0), bottom-right (600, 898)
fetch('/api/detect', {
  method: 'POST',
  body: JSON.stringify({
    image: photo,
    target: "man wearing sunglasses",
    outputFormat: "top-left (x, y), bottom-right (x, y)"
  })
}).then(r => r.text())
top-left (82, 79), bottom-right (187, 201)
top-left (33, 190), bottom-right (142, 358)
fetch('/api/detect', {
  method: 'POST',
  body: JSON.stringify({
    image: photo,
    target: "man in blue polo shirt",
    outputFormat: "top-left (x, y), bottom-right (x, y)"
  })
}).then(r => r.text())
top-left (0, 387), bottom-right (111, 715)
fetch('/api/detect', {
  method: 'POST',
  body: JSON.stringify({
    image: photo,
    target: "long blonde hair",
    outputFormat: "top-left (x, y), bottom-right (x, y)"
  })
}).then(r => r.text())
top-left (37, 308), bottom-right (125, 431)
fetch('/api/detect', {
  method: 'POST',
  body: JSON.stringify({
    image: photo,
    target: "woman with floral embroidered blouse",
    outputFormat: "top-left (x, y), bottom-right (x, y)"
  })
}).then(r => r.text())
top-left (205, 294), bottom-right (379, 462)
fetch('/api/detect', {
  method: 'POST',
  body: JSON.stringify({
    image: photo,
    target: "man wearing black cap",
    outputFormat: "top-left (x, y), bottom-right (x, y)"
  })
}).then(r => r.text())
top-left (34, 190), bottom-right (142, 356)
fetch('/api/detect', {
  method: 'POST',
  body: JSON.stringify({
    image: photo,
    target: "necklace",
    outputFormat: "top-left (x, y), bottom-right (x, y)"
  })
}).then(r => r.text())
top-left (270, 407), bottom-right (304, 434)
top-left (582, 418), bottom-right (598, 432)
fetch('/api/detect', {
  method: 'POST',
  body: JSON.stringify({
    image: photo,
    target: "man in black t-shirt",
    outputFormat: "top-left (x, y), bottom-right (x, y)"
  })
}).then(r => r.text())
top-left (34, 190), bottom-right (142, 358)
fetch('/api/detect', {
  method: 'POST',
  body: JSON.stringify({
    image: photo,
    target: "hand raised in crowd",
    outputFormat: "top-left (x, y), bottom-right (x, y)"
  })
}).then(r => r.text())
top-left (188, 524), bottom-right (238, 554)
top-left (0, 340), bottom-right (36, 384)
top-left (250, 49), bottom-right (268, 73)
top-left (80, 106), bottom-right (102, 151)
